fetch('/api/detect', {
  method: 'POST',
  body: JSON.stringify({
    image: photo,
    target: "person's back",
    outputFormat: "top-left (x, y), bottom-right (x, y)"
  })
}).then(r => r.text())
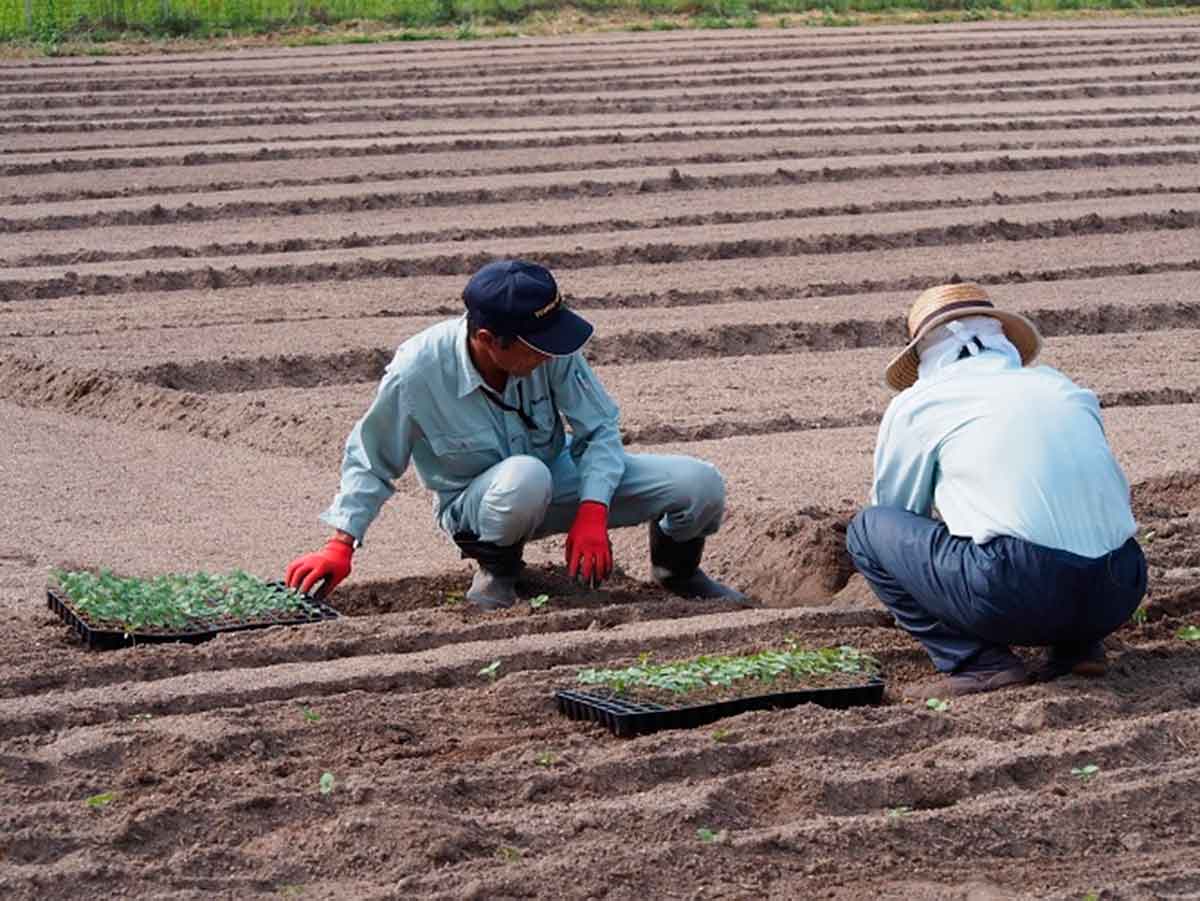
top-left (896, 357), bottom-right (1136, 558)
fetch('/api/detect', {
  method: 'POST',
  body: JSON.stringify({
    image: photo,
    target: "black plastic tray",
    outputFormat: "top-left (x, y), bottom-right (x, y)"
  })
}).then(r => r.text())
top-left (47, 583), bottom-right (339, 650)
top-left (555, 678), bottom-right (885, 737)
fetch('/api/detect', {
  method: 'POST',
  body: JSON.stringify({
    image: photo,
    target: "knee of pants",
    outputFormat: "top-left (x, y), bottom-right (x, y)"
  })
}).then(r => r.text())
top-left (846, 507), bottom-right (884, 568)
top-left (674, 459), bottom-right (726, 531)
top-left (479, 456), bottom-right (552, 546)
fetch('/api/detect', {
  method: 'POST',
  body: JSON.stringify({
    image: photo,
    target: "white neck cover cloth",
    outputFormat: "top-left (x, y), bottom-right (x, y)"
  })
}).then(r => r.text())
top-left (916, 315), bottom-right (1022, 382)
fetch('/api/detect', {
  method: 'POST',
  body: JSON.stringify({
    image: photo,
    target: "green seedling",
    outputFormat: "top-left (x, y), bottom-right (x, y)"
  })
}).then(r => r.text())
top-left (86, 791), bottom-right (116, 809)
top-left (1177, 626), bottom-right (1200, 641)
top-left (925, 697), bottom-right (951, 713)
top-left (1130, 606), bottom-right (1149, 626)
top-left (529, 593), bottom-right (551, 610)
top-left (300, 706), bottom-right (321, 724)
top-left (577, 645), bottom-right (878, 697)
top-left (278, 886), bottom-right (304, 898)
top-left (534, 751), bottom-right (557, 768)
top-left (1141, 530), bottom-right (1156, 544)
top-left (496, 846), bottom-right (522, 862)
top-left (129, 713), bottom-right (153, 722)
top-left (319, 772), bottom-right (335, 795)
top-left (886, 805), bottom-right (912, 820)
top-left (443, 590), bottom-right (465, 606)
top-left (479, 660), bottom-right (502, 681)
top-left (1083, 893), bottom-right (1100, 901)
top-left (52, 568), bottom-right (321, 632)
top-left (1071, 764), bottom-right (1100, 782)
top-left (696, 827), bottom-right (719, 843)
top-left (712, 727), bottom-right (735, 744)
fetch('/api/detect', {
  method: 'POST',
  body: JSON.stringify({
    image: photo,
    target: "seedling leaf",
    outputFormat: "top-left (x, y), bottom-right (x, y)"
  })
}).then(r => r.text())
top-left (86, 791), bottom-right (116, 809)
top-left (529, 593), bottom-right (551, 610)
top-left (534, 751), bottom-right (557, 768)
top-left (1177, 625), bottom-right (1200, 641)
top-left (479, 660), bottom-right (502, 681)
top-left (496, 846), bottom-right (522, 862)
top-left (319, 772), bottom-right (335, 795)
top-left (1071, 764), bottom-right (1101, 782)
top-left (925, 697), bottom-right (951, 712)
top-left (1130, 606), bottom-right (1149, 626)
top-left (712, 727), bottom-right (735, 744)
top-left (696, 827), bottom-right (718, 843)
top-left (300, 706), bottom-right (321, 723)
top-left (886, 805), bottom-right (912, 819)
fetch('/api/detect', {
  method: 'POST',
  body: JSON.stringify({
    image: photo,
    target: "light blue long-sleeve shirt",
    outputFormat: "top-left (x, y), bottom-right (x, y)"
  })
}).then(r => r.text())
top-left (871, 352), bottom-right (1136, 558)
top-left (320, 317), bottom-right (626, 542)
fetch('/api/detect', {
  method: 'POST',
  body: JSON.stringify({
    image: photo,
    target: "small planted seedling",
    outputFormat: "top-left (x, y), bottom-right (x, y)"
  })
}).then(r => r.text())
top-left (696, 827), bottom-right (719, 843)
top-left (1131, 606), bottom-right (1149, 626)
top-left (443, 590), bottom-right (465, 606)
top-left (300, 706), bottom-right (321, 724)
top-left (496, 846), bottom-right (522, 862)
top-left (86, 791), bottom-right (116, 809)
top-left (479, 660), bottom-right (502, 681)
top-left (886, 805), bottom-right (912, 820)
top-left (529, 593), bottom-right (551, 611)
top-left (534, 751), bottom-right (557, 768)
top-left (1071, 764), bottom-right (1101, 782)
top-left (319, 772), bottom-right (335, 795)
top-left (925, 697), bottom-right (951, 713)
top-left (712, 727), bottom-right (735, 744)
top-left (129, 712), bottom-right (153, 722)
top-left (1177, 626), bottom-right (1200, 641)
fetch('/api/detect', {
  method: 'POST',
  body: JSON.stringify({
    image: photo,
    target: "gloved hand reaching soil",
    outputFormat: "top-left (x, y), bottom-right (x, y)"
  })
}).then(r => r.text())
top-left (565, 501), bottom-right (612, 587)
top-left (285, 536), bottom-right (354, 599)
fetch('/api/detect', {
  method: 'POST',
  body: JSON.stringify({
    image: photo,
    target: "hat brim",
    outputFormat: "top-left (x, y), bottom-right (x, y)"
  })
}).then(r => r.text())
top-left (517, 308), bottom-right (594, 357)
top-left (884, 308), bottom-right (1043, 391)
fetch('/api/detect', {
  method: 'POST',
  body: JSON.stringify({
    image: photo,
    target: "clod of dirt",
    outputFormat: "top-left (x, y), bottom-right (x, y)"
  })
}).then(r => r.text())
top-left (718, 506), bottom-right (857, 606)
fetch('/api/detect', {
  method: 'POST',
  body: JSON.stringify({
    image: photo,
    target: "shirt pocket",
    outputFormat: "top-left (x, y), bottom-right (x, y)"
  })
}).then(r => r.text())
top-left (426, 432), bottom-right (501, 480)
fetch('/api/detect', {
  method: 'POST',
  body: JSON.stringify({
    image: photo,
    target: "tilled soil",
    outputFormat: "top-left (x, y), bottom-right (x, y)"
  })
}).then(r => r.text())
top-left (2, 20), bottom-right (1200, 901)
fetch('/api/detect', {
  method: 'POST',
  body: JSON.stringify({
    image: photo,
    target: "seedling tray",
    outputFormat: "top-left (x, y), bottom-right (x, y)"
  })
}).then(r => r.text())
top-left (555, 678), bottom-right (885, 737)
top-left (47, 583), bottom-right (339, 651)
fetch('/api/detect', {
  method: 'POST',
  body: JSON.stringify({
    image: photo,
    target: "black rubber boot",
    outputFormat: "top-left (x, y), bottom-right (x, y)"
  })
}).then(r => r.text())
top-left (454, 532), bottom-right (524, 611)
top-left (648, 521), bottom-right (751, 604)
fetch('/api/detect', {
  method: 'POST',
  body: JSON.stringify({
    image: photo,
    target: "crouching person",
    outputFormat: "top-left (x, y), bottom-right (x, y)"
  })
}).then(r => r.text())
top-left (847, 283), bottom-right (1147, 698)
top-left (286, 259), bottom-right (747, 609)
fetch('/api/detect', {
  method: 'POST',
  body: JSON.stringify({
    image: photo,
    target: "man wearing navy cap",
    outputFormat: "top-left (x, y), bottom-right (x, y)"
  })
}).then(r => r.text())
top-left (286, 260), bottom-right (746, 609)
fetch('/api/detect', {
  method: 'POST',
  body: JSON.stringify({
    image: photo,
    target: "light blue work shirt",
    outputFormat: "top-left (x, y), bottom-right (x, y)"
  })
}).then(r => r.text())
top-left (321, 316), bottom-right (626, 542)
top-left (871, 352), bottom-right (1136, 558)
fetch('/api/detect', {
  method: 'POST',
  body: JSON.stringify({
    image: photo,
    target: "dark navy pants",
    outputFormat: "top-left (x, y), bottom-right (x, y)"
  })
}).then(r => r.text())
top-left (846, 506), bottom-right (1147, 673)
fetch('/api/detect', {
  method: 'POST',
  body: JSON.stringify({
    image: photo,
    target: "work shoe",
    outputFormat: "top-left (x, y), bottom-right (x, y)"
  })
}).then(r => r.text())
top-left (453, 532), bottom-right (524, 612)
top-left (465, 567), bottom-right (519, 610)
top-left (1033, 641), bottom-right (1107, 682)
top-left (648, 521), bottom-right (753, 605)
top-left (902, 661), bottom-right (1028, 700)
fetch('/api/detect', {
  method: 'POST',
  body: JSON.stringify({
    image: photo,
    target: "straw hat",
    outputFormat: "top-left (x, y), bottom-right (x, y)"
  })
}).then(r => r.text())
top-left (884, 283), bottom-right (1043, 391)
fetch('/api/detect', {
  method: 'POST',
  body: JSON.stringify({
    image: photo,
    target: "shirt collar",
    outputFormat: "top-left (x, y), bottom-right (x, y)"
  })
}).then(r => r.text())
top-left (454, 316), bottom-right (487, 399)
top-left (916, 349), bottom-right (1019, 388)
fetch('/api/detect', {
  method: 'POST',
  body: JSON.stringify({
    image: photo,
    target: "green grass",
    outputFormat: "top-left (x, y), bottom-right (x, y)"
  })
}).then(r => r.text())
top-left (3, 0), bottom-right (1196, 46)
top-left (54, 568), bottom-right (322, 632)
top-left (577, 644), bottom-right (879, 696)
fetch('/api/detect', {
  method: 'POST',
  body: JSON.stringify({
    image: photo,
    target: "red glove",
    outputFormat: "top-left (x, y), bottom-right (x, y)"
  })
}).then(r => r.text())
top-left (285, 538), bottom-right (354, 599)
top-left (565, 501), bottom-right (612, 586)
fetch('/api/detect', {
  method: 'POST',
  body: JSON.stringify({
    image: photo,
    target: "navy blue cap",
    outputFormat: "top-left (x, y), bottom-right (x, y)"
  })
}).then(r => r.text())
top-left (462, 260), bottom-right (593, 357)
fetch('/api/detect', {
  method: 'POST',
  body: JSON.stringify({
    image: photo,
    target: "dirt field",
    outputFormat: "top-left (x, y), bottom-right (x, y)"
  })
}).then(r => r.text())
top-left (2, 19), bottom-right (1200, 900)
